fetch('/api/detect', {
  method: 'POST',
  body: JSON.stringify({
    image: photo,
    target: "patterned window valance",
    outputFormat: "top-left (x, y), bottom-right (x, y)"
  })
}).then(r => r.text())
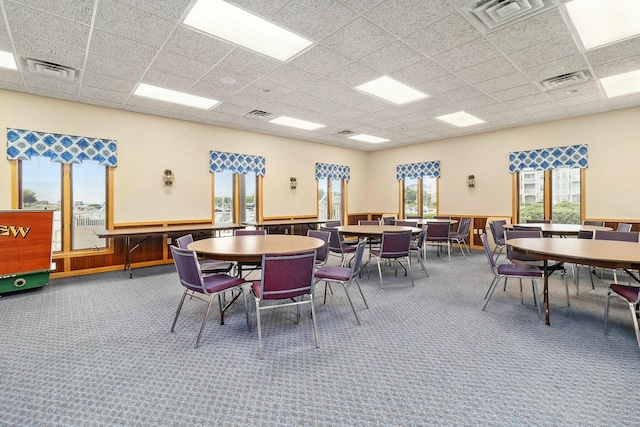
top-left (396, 161), bottom-right (440, 180)
top-left (315, 163), bottom-right (350, 181)
top-left (210, 151), bottom-right (266, 176)
top-left (6, 128), bottom-right (117, 167)
top-left (509, 144), bottom-right (588, 173)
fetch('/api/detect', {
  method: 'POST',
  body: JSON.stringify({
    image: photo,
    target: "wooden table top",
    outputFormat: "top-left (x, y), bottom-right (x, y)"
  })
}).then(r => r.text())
top-left (505, 223), bottom-right (612, 235)
top-left (187, 235), bottom-right (325, 262)
top-left (507, 237), bottom-right (640, 270)
top-left (337, 225), bottom-right (421, 236)
top-left (94, 223), bottom-right (245, 238)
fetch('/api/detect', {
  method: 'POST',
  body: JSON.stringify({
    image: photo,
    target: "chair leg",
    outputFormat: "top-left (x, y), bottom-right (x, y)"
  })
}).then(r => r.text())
top-left (629, 302), bottom-right (640, 350)
top-left (353, 278), bottom-right (369, 309)
top-left (532, 279), bottom-right (541, 316)
top-left (413, 250), bottom-right (428, 276)
top-left (564, 271), bottom-right (570, 307)
top-left (447, 242), bottom-right (451, 262)
top-left (376, 257), bottom-right (384, 289)
top-left (255, 298), bottom-right (264, 359)
top-left (406, 256), bottom-right (414, 286)
top-left (483, 275), bottom-right (500, 311)
top-left (242, 288), bottom-right (250, 331)
top-left (604, 288), bottom-right (612, 335)
top-left (195, 297), bottom-right (214, 348)
top-left (484, 276), bottom-right (498, 299)
top-left (575, 264), bottom-right (580, 295)
top-left (171, 290), bottom-right (188, 332)
top-left (309, 294), bottom-right (320, 349)
top-left (342, 284), bottom-right (361, 326)
top-left (519, 278), bottom-right (523, 304)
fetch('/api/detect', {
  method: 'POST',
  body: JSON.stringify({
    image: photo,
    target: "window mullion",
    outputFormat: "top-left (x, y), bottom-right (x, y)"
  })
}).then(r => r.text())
top-left (62, 163), bottom-right (72, 253)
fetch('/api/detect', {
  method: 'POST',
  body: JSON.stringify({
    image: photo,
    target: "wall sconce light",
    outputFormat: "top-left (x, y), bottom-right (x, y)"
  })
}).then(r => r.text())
top-left (467, 174), bottom-right (475, 188)
top-left (163, 169), bottom-right (175, 186)
top-left (290, 177), bottom-right (297, 190)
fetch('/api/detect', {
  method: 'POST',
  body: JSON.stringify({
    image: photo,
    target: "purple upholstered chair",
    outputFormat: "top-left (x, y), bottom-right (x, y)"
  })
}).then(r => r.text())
top-left (594, 230), bottom-right (640, 284)
top-left (251, 250), bottom-right (318, 359)
top-left (505, 229), bottom-right (569, 307)
top-left (322, 226), bottom-right (357, 267)
top-left (324, 220), bottom-right (342, 228)
top-left (489, 220), bottom-right (507, 261)
top-left (170, 245), bottom-right (248, 348)
top-left (605, 283), bottom-right (640, 351)
top-left (307, 229), bottom-right (331, 268)
top-left (449, 217), bottom-right (472, 258)
top-left (369, 230), bottom-right (413, 288)
top-left (314, 239), bottom-right (369, 325)
top-left (234, 228), bottom-right (267, 277)
top-left (424, 222), bottom-right (451, 261)
top-left (234, 229), bottom-right (267, 236)
top-left (175, 234), bottom-right (234, 274)
top-left (481, 233), bottom-right (541, 315)
top-left (409, 225), bottom-right (428, 276)
top-left (395, 220), bottom-right (418, 227)
top-left (358, 220), bottom-right (380, 225)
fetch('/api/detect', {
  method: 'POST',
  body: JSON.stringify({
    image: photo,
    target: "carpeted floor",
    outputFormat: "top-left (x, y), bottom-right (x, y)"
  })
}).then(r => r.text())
top-left (0, 248), bottom-right (637, 426)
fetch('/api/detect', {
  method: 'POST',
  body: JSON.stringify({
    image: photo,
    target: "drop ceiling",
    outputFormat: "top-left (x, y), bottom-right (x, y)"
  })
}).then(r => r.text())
top-left (0, 0), bottom-right (639, 151)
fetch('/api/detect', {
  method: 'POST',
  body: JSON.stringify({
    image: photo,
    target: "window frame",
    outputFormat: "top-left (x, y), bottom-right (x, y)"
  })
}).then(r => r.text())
top-left (400, 176), bottom-right (439, 219)
top-left (12, 159), bottom-right (114, 256)
top-left (316, 177), bottom-right (346, 224)
top-left (211, 172), bottom-right (263, 225)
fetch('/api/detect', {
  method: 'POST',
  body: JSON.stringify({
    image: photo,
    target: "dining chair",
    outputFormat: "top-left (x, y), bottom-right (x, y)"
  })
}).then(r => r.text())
top-left (593, 230), bottom-right (640, 284)
top-left (169, 245), bottom-right (249, 348)
top-left (480, 234), bottom-right (542, 315)
top-left (307, 229), bottom-right (330, 268)
top-left (324, 220), bottom-right (342, 228)
top-left (409, 225), bottom-right (428, 276)
top-left (448, 217), bottom-right (472, 258)
top-left (526, 219), bottom-right (551, 224)
top-left (175, 234), bottom-right (234, 274)
top-left (505, 229), bottom-right (570, 307)
top-left (616, 222), bottom-right (633, 232)
top-left (321, 226), bottom-right (357, 266)
top-left (489, 220), bottom-right (507, 261)
top-left (424, 222), bottom-right (451, 261)
top-left (358, 220), bottom-right (380, 225)
top-left (382, 216), bottom-right (396, 225)
top-left (604, 282), bottom-right (640, 351)
top-left (395, 220), bottom-right (418, 227)
top-left (314, 239), bottom-right (369, 325)
top-left (234, 229), bottom-right (267, 277)
top-left (368, 230), bottom-right (414, 288)
top-left (574, 230), bottom-right (595, 294)
top-left (583, 220), bottom-right (605, 226)
top-left (250, 250), bottom-right (318, 359)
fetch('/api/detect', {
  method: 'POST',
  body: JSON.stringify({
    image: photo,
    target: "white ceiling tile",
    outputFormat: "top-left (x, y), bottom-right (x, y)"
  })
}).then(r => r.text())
top-left (354, 97), bottom-right (393, 113)
top-left (474, 71), bottom-right (532, 94)
top-left (199, 67), bottom-right (256, 91)
top-left (585, 36), bottom-right (640, 67)
top-left (10, 0), bottom-right (95, 24)
top-left (390, 59), bottom-right (448, 87)
top-left (273, 90), bottom-right (322, 108)
top-left (453, 95), bottom-right (499, 110)
top-left (491, 83), bottom-right (543, 102)
top-left (338, 0), bottom-right (385, 14)
top-left (211, 102), bottom-right (253, 117)
top-left (358, 41), bottom-right (425, 75)
top-left (261, 64), bottom-right (318, 89)
top-left (223, 92), bottom-right (270, 109)
top-left (188, 82), bottom-right (237, 101)
top-left (95, 0), bottom-right (174, 48)
top-left (4, 2), bottom-right (90, 50)
top-left (432, 38), bottom-right (501, 72)
top-left (454, 56), bottom-right (519, 84)
top-left (261, 101), bottom-right (298, 115)
top-left (79, 96), bottom-right (124, 110)
top-left (328, 88), bottom-right (374, 106)
top-left (27, 86), bottom-right (79, 101)
top-left (125, 93), bottom-right (170, 111)
top-left (486, 8), bottom-right (569, 55)
top-left (82, 71), bottom-right (136, 93)
top-left (297, 78), bottom-right (349, 99)
top-left (327, 106), bottom-right (367, 120)
top-left (324, 61), bottom-right (380, 87)
top-left (417, 73), bottom-right (467, 95)
top-left (23, 74), bottom-right (79, 94)
top-left (521, 54), bottom-right (590, 83)
top-left (79, 85), bottom-right (129, 104)
top-left (215, 48), bottom-right (281, 79)
top-left (288, 44), bottom-right (352, 77)
top-left (508, 34), bottom-right (581, 70)
top-left (270, 0), bottom-right (357, 41)
top-left (403, 13), bottom-right (480, 57)
top-left (141, 69), bottom-right (196, 92)
top-left (320, 17), bottom-right (396, 60)
top-left (163, 26), bottom-right (235, 65)
top-left (544, 81), bottom-right (600, 101)
top-left (435, 85), bottom-right (486, 103)
top-left (89, 29), bottom-right (159, 67)
top-left (500, 93), bottom-right (552, 110)
top-left (12, 32), bottom-right (86, 68)
top-left (553, 91), bottom-right (604, 108)
top-left (237, 81), bottom-right (292, 101)
top-left (116, 0), bottom-right (191, 21)
top-left (151, 50), bottom-right (212, 81)
top-left (592, 54), bottom-right (640, 79)
top-left (364, 0), bottom-right (454, 38)
top-left (305, 99), bottom-right (351, 115)
top-left (225, 0), bottom-right (291, 17)
top-left (84, 52), bottom-right (147, 81)
top-left (0, 67), bottom-right (23, 85)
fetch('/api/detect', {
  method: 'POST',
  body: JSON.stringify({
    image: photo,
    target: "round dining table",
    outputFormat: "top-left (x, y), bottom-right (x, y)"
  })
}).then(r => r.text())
top-left (336, 225), bottom-right (421, 238)
top-left (187, 234), bottom-right (325, 263)
top-left (507, 237), bottom-right (640, 326)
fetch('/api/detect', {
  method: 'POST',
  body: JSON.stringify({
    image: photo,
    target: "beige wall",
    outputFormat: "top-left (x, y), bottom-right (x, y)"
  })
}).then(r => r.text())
top-left (368, 106), bottom-right (640, 220)
top-left (0, 90), bottom-right (369, 222)
top-left (2, 89), bottom-right (639, 222)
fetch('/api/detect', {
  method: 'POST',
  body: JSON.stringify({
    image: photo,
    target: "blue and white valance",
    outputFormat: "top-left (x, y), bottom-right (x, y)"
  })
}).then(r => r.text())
top-left (7, 128), bottom-right (117, 167)
top-left (210, 151), bottom-right (266, 176)
top-left (396, 161), bottom-right (440, 180)
top-left (315, 163), bottom-right (350, 181)
top-left (509, 144), bottom-right (588, 173)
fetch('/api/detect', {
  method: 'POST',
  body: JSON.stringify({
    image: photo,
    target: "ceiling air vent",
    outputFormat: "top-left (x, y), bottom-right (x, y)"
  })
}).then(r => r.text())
top-left (244, 109), bottom-right (273, 120)
top-left (539, 70), bottom-right (592, 91)
top-left (462, 0), bottom-right (555, 33)
top-left (335, 130), bottom-right (355, 136)
top-left (23, 57), bottom-right (79, 82)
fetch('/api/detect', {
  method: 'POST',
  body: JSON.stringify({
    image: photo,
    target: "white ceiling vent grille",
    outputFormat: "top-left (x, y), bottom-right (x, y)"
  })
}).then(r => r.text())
top-left (539, 70), bottom-right (592, 91)
top-left (462, 0), bottom-right (555, 33)
top-left (244, 109), bottom-right (273, 120)
top-left (22, 58), bottom-right (79, 82)
top-left (335, 130), bottom-right (355, 135)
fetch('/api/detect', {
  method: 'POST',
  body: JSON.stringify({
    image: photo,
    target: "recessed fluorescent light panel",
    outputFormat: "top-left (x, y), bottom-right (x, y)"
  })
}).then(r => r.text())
top-left (134, 83), bottom-right (220, 109)
top-left (184, 0), bottom-right (313, 61)
top-left (565, 0), bottom-right (640, 50)
top-left (348, 134), bottom-right (390, 143)
top-left (269, 116), bottom-right (326, 130)
top-left (600, 69), bottom-right (640, 98)
top-left (435, 111), bottom-right (485, 128)
top-left (0, 50), bottom-right (17, 70)
top-left (355, 76), bottom-right (429, 105)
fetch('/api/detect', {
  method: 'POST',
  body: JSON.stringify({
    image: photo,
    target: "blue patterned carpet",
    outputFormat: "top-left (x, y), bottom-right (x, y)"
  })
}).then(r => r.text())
top-left (0, 248), bottom-right (637, 426)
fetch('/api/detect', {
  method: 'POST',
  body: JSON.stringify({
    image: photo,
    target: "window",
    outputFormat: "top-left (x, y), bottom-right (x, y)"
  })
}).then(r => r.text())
top-left (402, 176), bottom-right (438, 218)
top-left (212, 170), bottom-right (260, 225)
top-left (516, 167), bottom-right (583, 224)
top-left (19, 158), bottom-right (109, 252)
top-left (317, 178), bottom-right (344, 222)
